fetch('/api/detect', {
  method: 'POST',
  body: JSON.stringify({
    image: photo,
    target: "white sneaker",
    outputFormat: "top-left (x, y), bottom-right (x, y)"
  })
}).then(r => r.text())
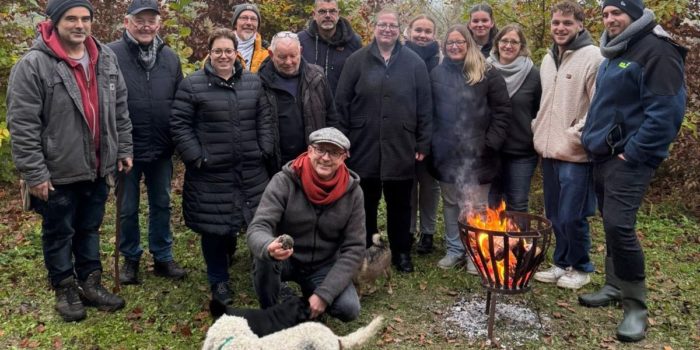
top-left (438, 255), bottom-right (464, 269)
top-left (556, 269), bottom-right (591, 289)
top-left (465, 259), bottom-right (479, 275)
top-left (533, 265), bottom-right (567, 283)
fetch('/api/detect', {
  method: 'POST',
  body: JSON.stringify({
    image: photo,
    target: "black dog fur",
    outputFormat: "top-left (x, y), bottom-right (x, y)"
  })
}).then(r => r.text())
top-left (209, 296), bottom-right (310, 337)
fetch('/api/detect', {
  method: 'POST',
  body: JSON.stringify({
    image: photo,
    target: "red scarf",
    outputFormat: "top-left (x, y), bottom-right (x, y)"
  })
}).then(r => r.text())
top-left (291, 152), bottom-right (350, 205)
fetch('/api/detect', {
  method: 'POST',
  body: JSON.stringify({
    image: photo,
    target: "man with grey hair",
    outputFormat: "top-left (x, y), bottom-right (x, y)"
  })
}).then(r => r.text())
top-left (298, 0), bottom-right (362, 95)
top-left (108, 0), bottom-right (186, 285)
top-left (232, 3), bottom-right (268, 72)
top-left (258, 31), bottom-right (340, 172)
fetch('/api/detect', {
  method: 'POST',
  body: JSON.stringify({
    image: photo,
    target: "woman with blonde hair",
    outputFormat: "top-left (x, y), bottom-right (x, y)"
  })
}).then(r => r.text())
top-left (429, 24), bottom-right (511, 270)
top-left (487, 24), bottom-right (541, 213)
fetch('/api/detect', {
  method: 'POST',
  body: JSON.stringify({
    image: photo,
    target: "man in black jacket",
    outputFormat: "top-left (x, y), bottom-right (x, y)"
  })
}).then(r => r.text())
top-left (297, 0), bottom-right (362, 95)
top-left (259, 31), bottom-right (340, 172)
top-left (108, 0), bottom-right (186, 285)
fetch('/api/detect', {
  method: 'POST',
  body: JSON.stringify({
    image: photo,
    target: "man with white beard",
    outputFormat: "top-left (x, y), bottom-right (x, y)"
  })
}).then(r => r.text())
top-left (232, 3), bottom-right (269, 72)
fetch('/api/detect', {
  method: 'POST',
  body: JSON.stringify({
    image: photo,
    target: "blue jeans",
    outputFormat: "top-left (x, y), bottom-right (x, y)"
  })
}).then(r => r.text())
top-left (542, 158), bottom-right (596, 273)
top-left (119, 157), bottom-right (173, 262)
top-left (253, 258), bottom-right (360, 322)
top-left (594, 157), bottom-right (654, 282)
top-left (32, 178), bottom-right (108, 287)
top-left (490, 154), bottom-right (538, 212)
top-left (410, 161), bottom-right (440, 236)
top-left (440, 182), bottom-right (489, 258)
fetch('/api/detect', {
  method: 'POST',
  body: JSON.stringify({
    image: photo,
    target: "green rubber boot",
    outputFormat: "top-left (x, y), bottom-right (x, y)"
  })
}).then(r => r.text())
top-left (616, 279), bottom-right (648, 342)
top-left (578, 257), bottom-right (621, 307)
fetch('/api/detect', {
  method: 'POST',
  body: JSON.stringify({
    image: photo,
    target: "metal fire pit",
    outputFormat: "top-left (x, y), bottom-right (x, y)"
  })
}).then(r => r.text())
top-left (459, 211), bottom-right (552, 343)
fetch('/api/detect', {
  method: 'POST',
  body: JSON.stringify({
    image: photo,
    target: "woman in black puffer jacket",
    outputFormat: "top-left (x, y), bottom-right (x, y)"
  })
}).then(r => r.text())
top-left (171, 28), bottom-right (273, 305)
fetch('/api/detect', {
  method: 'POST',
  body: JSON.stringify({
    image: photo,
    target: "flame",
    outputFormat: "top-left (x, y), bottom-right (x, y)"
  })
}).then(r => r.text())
top-left (466, 201), bottom-right (522, 287)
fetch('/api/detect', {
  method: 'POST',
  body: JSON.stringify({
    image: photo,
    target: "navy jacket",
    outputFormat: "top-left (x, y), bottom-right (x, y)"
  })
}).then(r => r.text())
top-left (582, 25), bottom-right (687, 168)
top-left (108, 35), bottom-right (182, 162)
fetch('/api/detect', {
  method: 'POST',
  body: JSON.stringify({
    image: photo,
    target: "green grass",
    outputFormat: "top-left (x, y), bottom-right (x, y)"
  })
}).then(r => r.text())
top-left (1, 178), bottom-right (699, 349)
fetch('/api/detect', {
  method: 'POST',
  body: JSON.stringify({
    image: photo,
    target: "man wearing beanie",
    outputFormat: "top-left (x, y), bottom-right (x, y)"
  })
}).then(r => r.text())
top-left (581, 0), bottom-right (687, 342)
top-left (6, 0), bottom-right (132, 321)
top-left (108, 0), bottom-right (187, 286)
top-left (532, 0), bottom-right (603, 290)
top-left (232, 3), bottom-right (268, 72)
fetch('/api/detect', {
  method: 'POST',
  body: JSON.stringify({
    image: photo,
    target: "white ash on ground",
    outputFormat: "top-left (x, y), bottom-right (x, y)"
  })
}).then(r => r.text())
top-left (443, 294), bottom-right (551, 347)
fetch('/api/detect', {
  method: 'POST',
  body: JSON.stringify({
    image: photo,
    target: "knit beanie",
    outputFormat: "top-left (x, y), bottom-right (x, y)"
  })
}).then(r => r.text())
top-left (602, 0), bottom-right (644, 20)
top-left (232, 3), bottom-right (261, 26)
top-left (46, 0), bottom-right (94, 24)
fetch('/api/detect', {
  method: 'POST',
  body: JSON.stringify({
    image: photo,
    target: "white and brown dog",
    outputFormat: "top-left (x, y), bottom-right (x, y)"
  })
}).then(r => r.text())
top-left (202, 315), bottom-right (384, 350)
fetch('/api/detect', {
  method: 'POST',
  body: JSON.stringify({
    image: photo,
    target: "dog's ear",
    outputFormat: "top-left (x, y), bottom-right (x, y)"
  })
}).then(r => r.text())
top-left (209, 299), bottom-right (226, 320)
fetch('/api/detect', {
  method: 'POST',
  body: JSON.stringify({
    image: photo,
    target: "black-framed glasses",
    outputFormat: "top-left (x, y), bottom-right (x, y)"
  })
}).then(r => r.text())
top-left (445, 40), bottom-right (467, 47)
top-left (498, 39), bottom-right (521, 47)
top-left (237, 15), bottom-right (258, 23)
top-left (210, 48), bottom-right (236, 57)
top-left (376, 23), bottom-right (400, 31)
top-left (273, 31), bottom-right (299, 39)
top-left (316, 8), bottom-right (338, 16)
top-left (311, 144), bottom-right (346, 160)
top-left (129, 16), bottom-right (158, 30)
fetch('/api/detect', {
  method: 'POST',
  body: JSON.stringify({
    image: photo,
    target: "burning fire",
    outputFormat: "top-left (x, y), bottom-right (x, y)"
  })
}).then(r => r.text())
top-left (465, 201), bottom-right (536, 288)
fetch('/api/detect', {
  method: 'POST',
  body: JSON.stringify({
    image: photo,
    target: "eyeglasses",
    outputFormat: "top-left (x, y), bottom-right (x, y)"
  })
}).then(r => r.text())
top-left (237, 15), bottom-right (258, 23)
top-left (316, 8), bottom-right (338, 16)
top-left (376, 23), bottom-right (400, 31)
top-left (445, 40), bottom-right (467, 47)
top-left (273, 31), bottom-right (299, 39)
top-left (311, 144), bottom-right (346, 160)
top-left (210, 48), bottom-right (236, 57)
top-left (498, 39), bottom-right (521, 47)
top-left (129, 17), bottom-right (158, 30)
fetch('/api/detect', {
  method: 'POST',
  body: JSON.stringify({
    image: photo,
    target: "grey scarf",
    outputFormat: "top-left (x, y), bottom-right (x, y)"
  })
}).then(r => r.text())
top-left (600, 9), bottom-right (655, 58)
top-left (125, 30), bottom-right (162, 71)
top-left (237, 33), bottom-right (255, 67)
top-left (486, 55), bottom-right (533, 97)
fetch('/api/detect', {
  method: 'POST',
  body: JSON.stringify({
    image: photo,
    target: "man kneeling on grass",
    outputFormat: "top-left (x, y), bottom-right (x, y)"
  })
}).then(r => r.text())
top-left (247, 127), bottom-right (365, 321)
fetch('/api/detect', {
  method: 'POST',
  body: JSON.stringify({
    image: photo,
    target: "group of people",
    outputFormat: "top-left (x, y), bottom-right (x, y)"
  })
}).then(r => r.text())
top-left (6, 0), bottom-right (686, 343)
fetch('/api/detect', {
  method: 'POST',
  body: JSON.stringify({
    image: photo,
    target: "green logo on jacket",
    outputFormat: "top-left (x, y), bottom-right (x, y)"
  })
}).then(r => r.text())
top-left (618, 61), bottom-right (630, 69)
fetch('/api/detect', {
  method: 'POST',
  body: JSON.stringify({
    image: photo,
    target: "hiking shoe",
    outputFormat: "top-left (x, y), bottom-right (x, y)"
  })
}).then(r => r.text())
top-left (438, 254), bottom-right (464, 269)
top-left (54, 276), bottom-right (86, 322)
top-left (534, 265), bottom-right (567, 283)
top-left (78, 270), bottom-right (126, 312)
top-left (154, 259), bottom-right (187, 280)
top-left (393, 253), bottom-right (414, 273)
top-left (211, 282), bottom-right (233, 306)
top-left (557, 269), bottom-right (591, 289)
top-left (465, 258), bottom-right (479, 275)
top-left (119, 259), bottom-right (140, 285)
top-left (416, 234), bottom-right (434, 255)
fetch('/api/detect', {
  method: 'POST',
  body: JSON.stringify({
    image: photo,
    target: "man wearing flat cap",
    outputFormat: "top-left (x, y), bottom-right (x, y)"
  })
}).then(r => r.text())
top-left (580, 0), bottom-right (687, 342)
top-left (248, 127), bottom-right (365, 322)
top-left (108, 0), bottom-right (186, 286)
top-left (6, 0), bottom-right (132, 321)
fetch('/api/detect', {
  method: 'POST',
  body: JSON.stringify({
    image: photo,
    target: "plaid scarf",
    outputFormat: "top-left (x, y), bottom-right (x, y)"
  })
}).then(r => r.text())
top-left (124, 30), bottom-right (162, 71)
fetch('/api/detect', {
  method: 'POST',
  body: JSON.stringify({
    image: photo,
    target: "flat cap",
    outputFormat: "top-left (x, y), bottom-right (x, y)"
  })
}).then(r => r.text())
top-left (308, 127), bottom-right (350, 151)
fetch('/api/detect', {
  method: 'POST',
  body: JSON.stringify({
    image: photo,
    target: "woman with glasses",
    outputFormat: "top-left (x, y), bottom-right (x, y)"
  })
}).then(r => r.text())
top-left (429, 25), bottom-right (511, 270)
top-left (486, 24), bottom-right (542, 213)
top-left (468, 3), bottom-right (498, 57)
top-left (335, 8), bottom-right (432, 273)
top-left (171, 28), bottom-right (274, 307)
top-left (403, 14), bottom-right (441, 255)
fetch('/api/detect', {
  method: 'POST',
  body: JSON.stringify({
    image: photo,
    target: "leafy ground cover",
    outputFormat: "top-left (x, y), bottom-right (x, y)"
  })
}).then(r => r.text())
top-left (0, 168), bottom-right (698, 349)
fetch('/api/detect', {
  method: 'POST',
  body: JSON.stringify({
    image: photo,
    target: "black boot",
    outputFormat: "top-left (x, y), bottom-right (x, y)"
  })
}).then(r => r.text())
top-left (617, 279), bottom-right (648, 342)
top-left (78, 270), bottom-right (126, 312)
top-left (54, 276), bottom-right (86, 322)
top-left (211, 281), bottom-right (233, 306)
top-left (416, 234), bottom-right (433, 255)
top-left (119, 259), bottom-right (140, 285)
top-left (579, 256), bottom-right (621, 307)
top-left (154, 260), bottom-right (187, 280)
top-left (393, 253), bottom-right (414, 273)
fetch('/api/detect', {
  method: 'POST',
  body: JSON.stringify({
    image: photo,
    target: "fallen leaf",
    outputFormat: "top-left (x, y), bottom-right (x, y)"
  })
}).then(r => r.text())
top-left (552, 312), bottom-right (563, 319)
top-left (52, 337), bottom-right (63, 349)
top-left (446, 290), bottom-right (458, 296)
top-left (393, 317), bottom-right (403, 323)
top-left (36, 323), bottom-right (45, 333)
top-left (180, 325), bottom-right (192, 337)
top-left (663, 346), bottom-right (673, 350)
top-left (419, 282), bottom-right (427, 291)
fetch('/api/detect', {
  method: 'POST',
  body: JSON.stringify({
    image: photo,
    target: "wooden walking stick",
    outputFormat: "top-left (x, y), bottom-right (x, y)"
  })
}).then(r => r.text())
top-left (113, 170), bottom-right (125, 293)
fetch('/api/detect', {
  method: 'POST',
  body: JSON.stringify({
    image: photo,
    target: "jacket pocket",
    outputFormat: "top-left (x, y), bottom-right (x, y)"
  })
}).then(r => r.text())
top-left (402, 121), bottom-right (416, 133)
top-left (605, 123), bottom-right (624, 156)
top-left (349, 116), bottom-right (366, 129)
